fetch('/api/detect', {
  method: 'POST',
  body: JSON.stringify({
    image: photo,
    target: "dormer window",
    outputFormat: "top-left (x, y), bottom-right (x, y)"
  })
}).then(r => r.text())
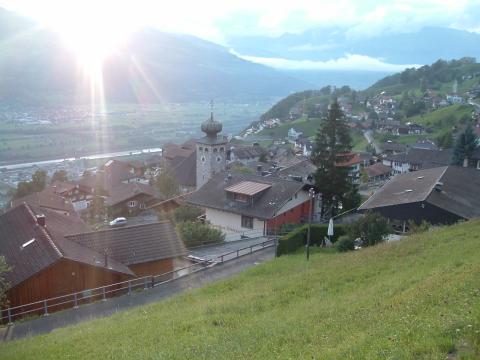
top-left (234, 193), bottom-right (249, 203)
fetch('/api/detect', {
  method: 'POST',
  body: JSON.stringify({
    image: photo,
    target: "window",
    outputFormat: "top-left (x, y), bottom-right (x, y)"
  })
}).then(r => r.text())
top-left (234, 193), bottom-right (249, 203)
top-left (204, 148), bottom-right (209, 152)
top-left (201, 156), bottom-right (206, 163)
top-left (128, 200), bottom-right (137, 207)
top-left (213, 148), bottom-right (218, 153)
top-left (477, 160), bottom-right (480, 170)
top-left (216, 156), bottom-right (222, 162)
top-left (139, 203), bottom-right (146, 209)
top-left (241, 215), bottom-right (253, 229)
top-left (199, 146), bottom-right (203, 151)
top-left (220, 147), bottom-right (224, 152)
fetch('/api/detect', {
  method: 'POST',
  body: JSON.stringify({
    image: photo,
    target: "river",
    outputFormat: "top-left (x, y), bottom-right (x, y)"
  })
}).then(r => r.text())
top-left (0, 147), bottom-right (163, 171)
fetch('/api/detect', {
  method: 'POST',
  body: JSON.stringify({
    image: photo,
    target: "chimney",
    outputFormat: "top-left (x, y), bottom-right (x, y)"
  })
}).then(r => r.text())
top-left (434, 182), bottom-right (443, 192)
top-left (36, 214), bottom-right (46, 227)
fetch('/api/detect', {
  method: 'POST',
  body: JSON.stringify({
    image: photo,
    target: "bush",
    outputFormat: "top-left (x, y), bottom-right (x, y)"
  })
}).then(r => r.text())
top-left (277, 223), bottom-right (346, 256)
top-left (336, 235), bottom-right (355, 252)
top-left (348, 212), bottom-right (391, 247)
top-left (176, 221), bottom-right (224, 248)
top-left (173, 205), bottom-right (203, 223)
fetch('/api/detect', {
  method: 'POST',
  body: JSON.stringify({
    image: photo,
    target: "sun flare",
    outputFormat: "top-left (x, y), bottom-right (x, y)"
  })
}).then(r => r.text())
top-left (40, 4), bottom-right (133, 75)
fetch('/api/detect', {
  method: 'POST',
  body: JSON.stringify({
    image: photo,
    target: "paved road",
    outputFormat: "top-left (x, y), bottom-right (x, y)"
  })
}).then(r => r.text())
top-left (2, 247), bottom-right (275, 342)
top-left (363, 130), bottom-right (381, 154)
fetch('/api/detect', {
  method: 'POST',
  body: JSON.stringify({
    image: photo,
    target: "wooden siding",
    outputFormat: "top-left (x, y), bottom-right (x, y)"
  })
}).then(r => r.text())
top-left (6, 259), bottom-right (129, 312)
top-left (129, 258), bottom-right (174, 278)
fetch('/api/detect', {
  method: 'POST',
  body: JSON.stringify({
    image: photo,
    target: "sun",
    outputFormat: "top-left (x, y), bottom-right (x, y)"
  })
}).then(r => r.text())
top-left (39, 3), bottom-right (134, 76)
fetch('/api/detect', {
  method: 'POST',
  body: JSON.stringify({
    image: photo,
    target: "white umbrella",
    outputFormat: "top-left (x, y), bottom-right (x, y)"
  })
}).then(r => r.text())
top-left (327, 218), bottom-right (334, 237)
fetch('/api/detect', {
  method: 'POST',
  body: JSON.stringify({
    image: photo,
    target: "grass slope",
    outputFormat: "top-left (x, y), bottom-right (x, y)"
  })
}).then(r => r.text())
top-left (1, 221), bottom-right (480, 359)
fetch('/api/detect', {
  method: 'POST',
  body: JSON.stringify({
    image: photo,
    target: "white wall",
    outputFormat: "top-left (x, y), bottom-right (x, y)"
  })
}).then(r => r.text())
top-left (205, 208), bottom-right (265, 241)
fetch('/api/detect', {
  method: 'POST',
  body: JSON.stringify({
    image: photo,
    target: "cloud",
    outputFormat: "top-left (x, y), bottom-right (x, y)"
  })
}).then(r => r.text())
top-left (231, 51), bottom-right (421, 72)
top-left (1, 0), bottom-right (479, 43)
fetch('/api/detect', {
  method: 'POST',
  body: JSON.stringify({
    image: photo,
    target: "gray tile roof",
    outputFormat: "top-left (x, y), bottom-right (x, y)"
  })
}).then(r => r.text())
top-left (105, 182), bottom-right (158, 206)
top-left (11, 188), bottom-right (76, 214)
top-left (385, 148), bottom-right (453, 168)
top-left (186, 172), bottom-right (306, 219)
top-left (359, 166), bottom-right (480, 219)
top-left (66, 221), bottom-right (186, 266)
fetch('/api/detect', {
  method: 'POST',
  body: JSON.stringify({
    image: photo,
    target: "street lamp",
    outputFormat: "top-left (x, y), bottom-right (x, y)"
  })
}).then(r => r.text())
top-left (306, 187), bottom-right (316, 261)
top-left (268, 200), bottom-right (278, 257)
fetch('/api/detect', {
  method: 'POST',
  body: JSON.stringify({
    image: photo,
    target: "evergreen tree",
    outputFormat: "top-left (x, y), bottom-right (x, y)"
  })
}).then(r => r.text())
top-left (311, 99), bottom-right (357, 217)
top-left (452, 125), bottom-right (478, 165)
top-left (51, 170), bottom-right (68, 183)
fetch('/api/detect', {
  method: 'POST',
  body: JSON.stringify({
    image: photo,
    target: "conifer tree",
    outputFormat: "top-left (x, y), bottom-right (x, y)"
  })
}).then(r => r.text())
top-left (311, 99), bottom-right (358, 217)
top-left (452, 125), bottom-right (477, 165)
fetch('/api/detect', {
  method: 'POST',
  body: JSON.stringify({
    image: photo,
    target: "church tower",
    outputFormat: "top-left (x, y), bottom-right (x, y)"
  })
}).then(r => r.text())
top-left (196, 110), bottom-right (227, 189)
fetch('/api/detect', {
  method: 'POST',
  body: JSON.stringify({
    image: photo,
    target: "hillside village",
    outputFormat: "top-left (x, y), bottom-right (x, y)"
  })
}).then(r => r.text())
top-left (1, 58), bottom-right (480, 356)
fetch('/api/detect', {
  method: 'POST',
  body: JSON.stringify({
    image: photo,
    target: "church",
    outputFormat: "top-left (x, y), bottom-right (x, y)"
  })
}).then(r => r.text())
top-left (185, 112), bottom-right (315, 241)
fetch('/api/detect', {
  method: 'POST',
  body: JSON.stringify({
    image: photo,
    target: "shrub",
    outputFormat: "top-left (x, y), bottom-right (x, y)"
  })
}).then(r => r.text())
top-left (176, 221), bottom-right (224, 248)
top-left (173, 205), bottom-right (203, 223)
top-left (348, 212), bottom-right (391, 247)
top-left (277, 223), bottom-right (346, 256)
top-left (336, 235), bottom-right (355, 252)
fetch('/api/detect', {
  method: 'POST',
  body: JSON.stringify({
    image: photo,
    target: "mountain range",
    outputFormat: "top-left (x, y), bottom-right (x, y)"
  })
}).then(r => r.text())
top-left (0, 8), bottom-right (309, 105)
top-left (227, 26), bottom-right (480, 65)
top-left (1, 6), bottom-right (480, 106)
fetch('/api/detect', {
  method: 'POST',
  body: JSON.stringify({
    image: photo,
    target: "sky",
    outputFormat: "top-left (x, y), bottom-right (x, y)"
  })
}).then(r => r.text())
top-left (1, 0), bottom-right (479, 72)
top-left (2, 0), bottom-right (479, 44)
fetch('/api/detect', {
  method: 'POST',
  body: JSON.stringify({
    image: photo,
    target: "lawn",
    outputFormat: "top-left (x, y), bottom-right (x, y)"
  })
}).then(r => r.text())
top-left (1, 220), bottom-right (480, 359)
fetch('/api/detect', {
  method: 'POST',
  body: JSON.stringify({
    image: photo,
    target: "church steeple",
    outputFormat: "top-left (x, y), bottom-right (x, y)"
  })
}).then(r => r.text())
top-left (201, 100), bottom-right (222, 139)
top-left (196, 101), bottom-right (227, 189)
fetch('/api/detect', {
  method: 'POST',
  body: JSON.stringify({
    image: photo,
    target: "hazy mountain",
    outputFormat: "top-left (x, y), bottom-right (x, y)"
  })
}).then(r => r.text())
top-left (0, 8), bottom-right (310, 105)
top-left (228, 26), bottom-right (480, 65)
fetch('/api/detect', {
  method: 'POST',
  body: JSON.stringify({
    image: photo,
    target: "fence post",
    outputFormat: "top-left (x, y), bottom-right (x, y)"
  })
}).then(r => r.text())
top-left (250, 246), bottom-right (253, 253)
top-left (144, 277), bottom-right (148, 291)
top-left (73, 293), bottom-right (78, 309)
top-left (102, 287), bottom-right (107, 301)
top-left (128, 280), bottom-right (132, 295)
top-left (151, 275), bottom-right (155, 289)
top-left (7, 307), bottom-right (12, 325)
top-left (221, 255), bottom-right (224, 262)
top-left (43, 299), bottom-right (49, 316)
top-left (237, 249), bottom-right (239, 257)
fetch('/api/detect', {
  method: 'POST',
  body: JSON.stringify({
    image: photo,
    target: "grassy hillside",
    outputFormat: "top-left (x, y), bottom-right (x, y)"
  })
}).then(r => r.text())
top-left (2, 221), bottom-right (480, 359)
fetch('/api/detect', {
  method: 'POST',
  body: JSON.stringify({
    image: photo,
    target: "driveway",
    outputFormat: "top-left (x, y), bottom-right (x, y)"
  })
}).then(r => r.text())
top-left (189, 237), bottom-right (271, 260)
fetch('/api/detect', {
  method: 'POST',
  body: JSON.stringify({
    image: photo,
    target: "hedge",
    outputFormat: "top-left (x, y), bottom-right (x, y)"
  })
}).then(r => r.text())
top-left (277, 223), bottom-right (346, 256)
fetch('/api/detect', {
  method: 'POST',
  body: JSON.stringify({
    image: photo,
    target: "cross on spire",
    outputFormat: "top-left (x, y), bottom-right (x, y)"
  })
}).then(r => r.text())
top-left (210, 99), bottom-right (214, 120)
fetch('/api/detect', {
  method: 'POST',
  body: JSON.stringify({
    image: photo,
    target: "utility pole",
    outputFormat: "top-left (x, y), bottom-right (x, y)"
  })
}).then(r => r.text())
top-left (306, 188), bottom-right (315, 261)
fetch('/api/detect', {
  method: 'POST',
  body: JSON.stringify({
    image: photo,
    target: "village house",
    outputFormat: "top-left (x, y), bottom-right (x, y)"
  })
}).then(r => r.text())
top-left (227, 144), bottom-right (266, 165)
top-left (363, 162), bottom-right (393, 183)
top-left (50, 180), bottom-right (93, 212)
top-left (359, 166), bottom-right (480, 231)
top-left (186, 172), bottom-right (314, 241)
top-left (335, 153), bottom-right (366, 184)
top-left (0, 203), bottom-right (186, 312)
top-left (380, 141), bottom-right (407, 156)
top-left (382, 148), bottom-right (453, 174)
top-left (11, 188), bottom-right (76, 215)
top-left (105, 182), bottom-right (159, 217)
